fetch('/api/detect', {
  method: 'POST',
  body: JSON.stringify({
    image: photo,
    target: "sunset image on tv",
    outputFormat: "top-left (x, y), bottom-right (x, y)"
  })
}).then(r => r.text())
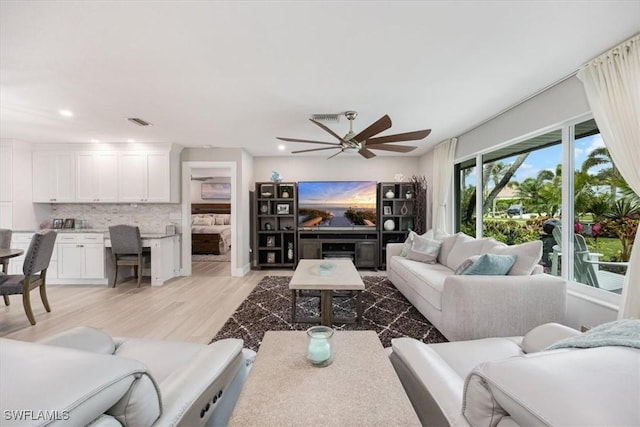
top-left (298, 181), bottom-right (377, 228)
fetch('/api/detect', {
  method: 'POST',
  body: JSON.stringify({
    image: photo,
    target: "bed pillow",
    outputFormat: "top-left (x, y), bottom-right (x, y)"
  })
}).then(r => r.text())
top-left (463, 254), bottom-right (517, 276)
top-left (192, 217), bottom-right (213, 226)
top-left (405, 235), bottom-right (442, 264)
top-left (213, 214), bottom-right (231, 225)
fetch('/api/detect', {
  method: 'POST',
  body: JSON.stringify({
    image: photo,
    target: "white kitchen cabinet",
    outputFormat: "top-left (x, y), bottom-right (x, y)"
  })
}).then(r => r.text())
top-left (76, 152), bottom-right (118, 203)
top-left (0, 144), bottom-right (12, 202)
top-left (118, 152), bottom-right (170, 202)
top-left (32, 152), bottom-right (76, 203)
top-left (56, 233), bottom-right (105, 280)
top-left (0, 202), bottom-right (12, 229)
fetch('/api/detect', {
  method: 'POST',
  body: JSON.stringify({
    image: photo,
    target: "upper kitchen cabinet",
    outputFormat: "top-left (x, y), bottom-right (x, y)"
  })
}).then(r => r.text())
top-left (32, 144), bottom-right (182, 204)
top-left (76, 152), bottom-right (118, 203)
top-left (32, 151), bottom-right (76, 203)
top-left (118, 151), bottom-right (179, 203)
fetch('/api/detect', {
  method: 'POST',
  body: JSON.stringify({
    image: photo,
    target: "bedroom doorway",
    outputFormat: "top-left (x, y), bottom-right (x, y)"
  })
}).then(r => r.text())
top-left (181, 161), bottom-right (237, 277)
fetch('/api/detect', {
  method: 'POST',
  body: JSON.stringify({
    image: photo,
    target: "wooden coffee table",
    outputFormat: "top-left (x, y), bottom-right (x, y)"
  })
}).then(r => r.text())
top-left (289, 259), bottom-right (364, 326)
top-left (228, 330), bottom-right (420, 426)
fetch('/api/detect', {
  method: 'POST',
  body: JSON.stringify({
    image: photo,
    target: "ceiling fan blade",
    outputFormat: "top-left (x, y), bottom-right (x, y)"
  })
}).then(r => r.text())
top-left (309, 119), bottom-right (348, 142)
top-left (292, 146), bottom-right (340, 154)
top-left (367, 129), bottom-right (431, 144)
top-left (358, 147), bottom-right (376, 159)
top-left (327, 149), bottom-right (344, 160)
top-left (277, 137), bottom-right (339, 146)
top-left (353, 115), bottom-right (392, 142)
top-left (367, 144), bottom-right (416, 153)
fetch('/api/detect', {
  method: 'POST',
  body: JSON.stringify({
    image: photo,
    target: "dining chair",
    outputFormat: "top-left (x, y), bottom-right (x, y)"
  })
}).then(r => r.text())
top-left (0, 229), bottom-right (11, 273)
top-left (108, 225), bottom-right (150, 287)
top-left (0, 231), bottom-right (57, 325)
top-left (0, 229), bottom-right (13, 306)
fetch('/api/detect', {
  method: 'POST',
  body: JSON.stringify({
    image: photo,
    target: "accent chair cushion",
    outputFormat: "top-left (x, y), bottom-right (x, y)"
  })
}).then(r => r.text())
top-left (463, 254), bottom-right (517, 276)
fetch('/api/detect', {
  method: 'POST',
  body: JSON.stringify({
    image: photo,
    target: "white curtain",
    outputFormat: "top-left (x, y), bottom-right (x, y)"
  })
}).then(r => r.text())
top-left (431, 137), bottom-right (458, 233)
top-left (577, 34), bottom-right (640, 319)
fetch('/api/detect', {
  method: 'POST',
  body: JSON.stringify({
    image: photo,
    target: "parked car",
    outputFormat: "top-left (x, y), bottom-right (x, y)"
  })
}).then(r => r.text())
top-left (506, 204), bottom-right (525, 216)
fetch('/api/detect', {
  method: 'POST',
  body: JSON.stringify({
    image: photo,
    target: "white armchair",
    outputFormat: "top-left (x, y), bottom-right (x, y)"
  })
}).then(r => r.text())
top-left (0, 327), bottom-right (255, 426)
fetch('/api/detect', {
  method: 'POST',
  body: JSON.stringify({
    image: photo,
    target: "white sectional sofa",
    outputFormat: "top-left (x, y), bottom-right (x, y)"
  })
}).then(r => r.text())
top-left (0, 327), bottom-right (256, 427)
top-left (386, 232), bottom-right (567, 341)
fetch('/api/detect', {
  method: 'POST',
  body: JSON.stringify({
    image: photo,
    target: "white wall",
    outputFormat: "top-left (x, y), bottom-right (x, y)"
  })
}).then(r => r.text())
top-left (253, 156), bottom-right (420, 182)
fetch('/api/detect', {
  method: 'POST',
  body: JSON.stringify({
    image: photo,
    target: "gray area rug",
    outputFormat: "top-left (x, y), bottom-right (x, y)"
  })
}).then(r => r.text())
top-left (212, 276), bottom-right (447, 351)
top-left (192, 253), bottom-right (231, 262)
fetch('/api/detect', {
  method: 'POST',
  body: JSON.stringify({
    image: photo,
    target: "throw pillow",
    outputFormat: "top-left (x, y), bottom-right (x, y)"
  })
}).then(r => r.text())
top-left (463, 254), bottom-right (517, 276)
top-left (488, 240), bottom-right (543, 275)
top-left (405, 235), bottom-right (442, 264)
top-left (400, 231), bottom-right (418, 257)
top-left (453, 255), bottom-right (481, 275)
top-left (192, 217), bottom-right (213, 226)
top-left (445, 234), bottom-right (487, 271)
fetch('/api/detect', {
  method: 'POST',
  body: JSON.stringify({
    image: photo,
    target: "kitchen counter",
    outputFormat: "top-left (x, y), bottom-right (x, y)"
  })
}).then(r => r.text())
top-left (16, 229), bottom-right (179, 239)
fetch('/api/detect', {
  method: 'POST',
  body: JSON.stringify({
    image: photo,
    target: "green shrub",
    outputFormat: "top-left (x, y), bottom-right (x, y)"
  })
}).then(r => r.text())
top-left (483, 220), bottom-right (541, 245)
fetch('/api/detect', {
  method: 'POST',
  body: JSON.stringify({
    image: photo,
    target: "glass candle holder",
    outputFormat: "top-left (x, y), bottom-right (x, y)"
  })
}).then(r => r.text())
top-left (306, 325), bottom-right (334, 367)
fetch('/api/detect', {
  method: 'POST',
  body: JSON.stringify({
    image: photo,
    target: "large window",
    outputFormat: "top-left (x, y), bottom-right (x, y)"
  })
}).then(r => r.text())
top-left (455, 119), bottom-right (638, 294)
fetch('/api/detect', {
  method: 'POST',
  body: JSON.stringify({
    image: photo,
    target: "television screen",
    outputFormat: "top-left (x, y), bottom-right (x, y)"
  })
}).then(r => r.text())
top-left (297, 181), bottom-right (377, 228)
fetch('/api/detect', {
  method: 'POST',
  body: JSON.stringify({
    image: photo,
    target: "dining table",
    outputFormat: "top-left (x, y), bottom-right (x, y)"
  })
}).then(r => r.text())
top-left (0, 248), bottom-right (24, 273)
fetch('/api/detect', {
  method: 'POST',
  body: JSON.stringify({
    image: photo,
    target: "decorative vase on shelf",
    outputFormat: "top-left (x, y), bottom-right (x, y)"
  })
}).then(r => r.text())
top-left (405, 191), bottom-right (412, 199)
top-left (287, 242), bottom-right (294, 261)
top-left (281, 191), bottom-right (289, 198)
top-left (385, 189), bottom-right (395, 199)
top-left (384, 219), bottom-right (396, 231)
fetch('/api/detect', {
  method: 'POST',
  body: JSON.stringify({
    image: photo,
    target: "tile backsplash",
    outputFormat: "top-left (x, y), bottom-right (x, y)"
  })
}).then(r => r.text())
top-left (47, 204), bottom-right (182, 233)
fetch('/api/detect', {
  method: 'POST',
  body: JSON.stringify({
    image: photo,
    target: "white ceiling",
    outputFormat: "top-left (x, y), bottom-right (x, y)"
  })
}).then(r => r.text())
top-left (1, 1), bottom-right (638, 158)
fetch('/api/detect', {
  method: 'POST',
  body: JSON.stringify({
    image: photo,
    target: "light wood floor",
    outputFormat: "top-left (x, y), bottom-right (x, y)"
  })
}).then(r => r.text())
top-left (0, 262), bottom-right (294, 344)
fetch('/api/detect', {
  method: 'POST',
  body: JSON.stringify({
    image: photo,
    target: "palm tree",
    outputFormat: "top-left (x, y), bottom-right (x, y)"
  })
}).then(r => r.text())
top-left (514, 169), bottom-right (555, 215)
top-left (581, 147), bottom-right (619, 195)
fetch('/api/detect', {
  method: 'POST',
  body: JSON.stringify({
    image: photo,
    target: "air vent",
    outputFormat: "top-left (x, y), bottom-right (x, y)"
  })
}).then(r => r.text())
top-left (127, 117), bottom-right (152, 126)
top-left (310, 113), bottom-right (340, 122)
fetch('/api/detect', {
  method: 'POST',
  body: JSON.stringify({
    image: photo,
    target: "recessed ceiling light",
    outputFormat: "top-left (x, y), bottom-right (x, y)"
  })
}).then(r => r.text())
top-left (90, 139), bottom-right (100, 143)
top-left (59, 109), bottom-right (73, 117)
top-left (127, 139), bottom-right (135, 143)
top-left (278, 144), bottom-right (286, 151)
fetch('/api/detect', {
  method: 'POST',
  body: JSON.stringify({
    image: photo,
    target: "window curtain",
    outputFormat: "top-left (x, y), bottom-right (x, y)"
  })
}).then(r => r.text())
top-left (431, 137), bottom-right (457, 233)
top-left (577, 34), bottom-right (640, 319)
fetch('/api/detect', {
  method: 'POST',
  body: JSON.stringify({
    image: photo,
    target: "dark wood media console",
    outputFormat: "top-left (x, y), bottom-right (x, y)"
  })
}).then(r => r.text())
top-left (298, 230), bottom-right (378, 268)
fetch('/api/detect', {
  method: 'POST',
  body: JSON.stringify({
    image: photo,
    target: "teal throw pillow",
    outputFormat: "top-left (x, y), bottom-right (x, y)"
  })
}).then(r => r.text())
top-left (463, 253), bottom-right (517, 276)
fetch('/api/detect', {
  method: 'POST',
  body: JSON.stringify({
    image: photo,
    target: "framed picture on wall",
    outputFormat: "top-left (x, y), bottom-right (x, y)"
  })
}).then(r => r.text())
top-left (52, 218), bottom-right (64, 229)
top-left (63, 218), bottom-right (75, 229)
top-left (201, 183), bottom-right (231, 200)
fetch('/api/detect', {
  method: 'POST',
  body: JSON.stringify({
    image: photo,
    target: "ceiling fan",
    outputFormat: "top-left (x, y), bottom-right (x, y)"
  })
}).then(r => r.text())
top-left (276, 111), bottom-right (431, 159)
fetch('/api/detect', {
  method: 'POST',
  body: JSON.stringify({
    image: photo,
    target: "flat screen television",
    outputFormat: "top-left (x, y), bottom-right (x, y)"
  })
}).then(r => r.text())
top-left (297, 181), bottom-right (377, 229)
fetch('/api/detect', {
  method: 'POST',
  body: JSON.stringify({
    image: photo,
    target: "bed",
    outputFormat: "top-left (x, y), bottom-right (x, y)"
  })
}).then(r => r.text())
top-left (191, 203), bottom-right (232, 255)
